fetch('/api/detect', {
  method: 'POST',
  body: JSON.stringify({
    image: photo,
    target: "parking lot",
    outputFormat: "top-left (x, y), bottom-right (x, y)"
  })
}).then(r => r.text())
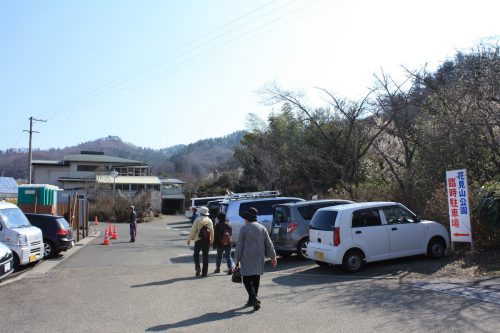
top-left (1, 215), bottom-right (499, 333)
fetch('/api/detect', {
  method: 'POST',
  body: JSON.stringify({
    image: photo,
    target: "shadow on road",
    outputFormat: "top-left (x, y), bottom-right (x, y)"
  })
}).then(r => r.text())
top-left (146, 306), bottom-right (253, 332)
top-left (272, 252), bottom-right (460, 280)
top-left (131, 275), bottom-right (200, 288)
top-left (170, 252), bottom-right (220, 264)
top-left (168, 225), bottom-right (192, 230)
top-left (166, 220), bottom-right (190, 226)
top-left (271, 266), bottom-right (360, 287)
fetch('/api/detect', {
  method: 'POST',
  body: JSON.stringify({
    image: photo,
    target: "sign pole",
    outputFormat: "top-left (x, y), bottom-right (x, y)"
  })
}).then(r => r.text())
top-left (111, 170), bottom-right (119, 221)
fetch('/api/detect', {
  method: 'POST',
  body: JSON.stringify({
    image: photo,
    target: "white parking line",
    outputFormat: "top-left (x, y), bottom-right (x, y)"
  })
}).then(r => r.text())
top-left (411, 282), bottom-right (500, 305)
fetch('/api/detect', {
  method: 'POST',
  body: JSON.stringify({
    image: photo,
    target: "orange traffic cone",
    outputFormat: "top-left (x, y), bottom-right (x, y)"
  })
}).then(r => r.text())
top-left (94, 216), bottom-right (99, 226)
top-left (103, 229), bottom-right (110, 245)
top-left (112, 224), bottom-right (118, 240)
top-left (108, 224), bottom-right (113, 238)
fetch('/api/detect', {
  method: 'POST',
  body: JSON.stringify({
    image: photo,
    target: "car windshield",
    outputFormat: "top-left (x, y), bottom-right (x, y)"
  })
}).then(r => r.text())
top-left (0, 208), bottom-right (32, 229)
top-left (309, 210), bottom-right (338, 231)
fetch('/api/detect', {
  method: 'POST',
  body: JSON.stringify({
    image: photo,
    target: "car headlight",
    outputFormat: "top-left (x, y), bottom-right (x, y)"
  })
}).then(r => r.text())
top-left (17, 234), bottom-right (28, 246)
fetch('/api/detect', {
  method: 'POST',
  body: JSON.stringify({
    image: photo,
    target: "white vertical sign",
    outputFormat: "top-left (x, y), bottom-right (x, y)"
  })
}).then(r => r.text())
top-left (446, 169), bottom-right (472, 243)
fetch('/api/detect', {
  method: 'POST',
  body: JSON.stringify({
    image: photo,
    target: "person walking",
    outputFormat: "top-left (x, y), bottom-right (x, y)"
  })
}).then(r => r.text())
top-left (190, 207), bottom-right (198, 224)
top-left (187, 206), bottom-right (214, 277)
top-left (129, 205), bottom-right (137, 243)
top-left (213, 212), bottom-right (234, 274)
top-left (234, 207), bottom-right (277, 311)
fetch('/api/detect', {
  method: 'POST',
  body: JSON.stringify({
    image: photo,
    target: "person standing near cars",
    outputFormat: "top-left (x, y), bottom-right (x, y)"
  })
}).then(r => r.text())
top-left (190, 207), bottom-right (198, 224)
top-left (235, 207), bottom-right (277, 311)
top-left (129, 205), bottom-right (137, 243)
top-left (213, 212), bottom-right (234, 274)
top-left (187, 206), bottom-right (214, 277)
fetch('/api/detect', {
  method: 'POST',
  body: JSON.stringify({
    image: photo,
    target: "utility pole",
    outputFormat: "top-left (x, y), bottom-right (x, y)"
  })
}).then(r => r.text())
top-left (24, 117), bottom-right (47, 184)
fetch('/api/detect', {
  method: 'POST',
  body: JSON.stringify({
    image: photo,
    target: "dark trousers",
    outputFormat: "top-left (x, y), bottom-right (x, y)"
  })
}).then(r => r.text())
top-left (193, 239), bottom-right (210, 275)
top-left (243, 275), bottom-right (260, 301)
top-left (129, 222), bottom-right (137, 241)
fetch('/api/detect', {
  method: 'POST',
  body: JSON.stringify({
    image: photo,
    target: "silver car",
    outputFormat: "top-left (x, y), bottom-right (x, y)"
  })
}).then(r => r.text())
top-left (270, 199), bottom-right (353, 259)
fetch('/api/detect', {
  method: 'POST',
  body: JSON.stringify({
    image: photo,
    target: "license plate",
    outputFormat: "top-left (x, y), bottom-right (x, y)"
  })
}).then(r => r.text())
top-left (4, 262), bottom-right (11, 272)
top-left (273, 227), bottom-right (280, 235)
top-left (314, 251), bottom-right (325, 260)
top-left (71, 241), bottom-right (75, 247)
top-left (29, 254), bottom-right (37, 262)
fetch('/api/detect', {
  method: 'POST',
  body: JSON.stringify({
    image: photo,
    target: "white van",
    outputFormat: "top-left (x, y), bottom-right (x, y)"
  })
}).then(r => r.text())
top-left (306, 202), bottom-right (449, 272)
top-left (0, 201), bottom-right (44, 268)
top-left (185, 196), bottom-right (226, 218)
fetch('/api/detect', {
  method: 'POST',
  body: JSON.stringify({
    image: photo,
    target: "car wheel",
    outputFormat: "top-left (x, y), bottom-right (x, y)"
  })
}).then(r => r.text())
top-left (43, 240), bottom-right (55, 258)
top-left (427, 237), bottom-right (445, 259)
top-left (297, 238), bottom-right (309, 259)
top-left (315, 260), bottom-right (328, 267)
top-left (342, 249), bottom-right (364, 273)
top-left (13, 253), bottom-right (20, 270)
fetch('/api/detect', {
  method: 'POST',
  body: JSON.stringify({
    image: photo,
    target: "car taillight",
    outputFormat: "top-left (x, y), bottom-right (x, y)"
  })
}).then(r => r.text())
top-left (333, 227), bottom-right (340, 246)
top-left (56, 229), bottom-right (69, 236)
top-left (286, 222), bottom-right (299, 233)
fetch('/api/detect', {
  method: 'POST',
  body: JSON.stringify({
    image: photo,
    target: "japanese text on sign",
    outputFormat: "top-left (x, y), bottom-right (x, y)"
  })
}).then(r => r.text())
top-left (446, 169), bottom-right (472, 243)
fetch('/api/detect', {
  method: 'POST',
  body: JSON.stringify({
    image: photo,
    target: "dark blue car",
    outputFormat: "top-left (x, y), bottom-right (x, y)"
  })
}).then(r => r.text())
top-left (24, 213), bottom-right (75, 258)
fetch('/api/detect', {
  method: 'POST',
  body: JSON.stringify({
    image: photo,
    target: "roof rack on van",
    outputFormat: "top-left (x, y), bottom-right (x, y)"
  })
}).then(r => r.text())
top-left (225, 190), bottom-right (281, 200)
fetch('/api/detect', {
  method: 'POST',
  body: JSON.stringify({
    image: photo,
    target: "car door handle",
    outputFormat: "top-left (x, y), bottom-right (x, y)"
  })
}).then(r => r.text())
top-left (355, 231), bottom-right (362, 234)
top-left (317, 238), bottom-right (321, 243)
top-left (391, 227), bottom-right (398, 231)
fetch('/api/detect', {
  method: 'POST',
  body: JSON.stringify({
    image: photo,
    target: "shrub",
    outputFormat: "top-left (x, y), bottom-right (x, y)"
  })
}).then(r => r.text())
top-left (472, 181), bottom-right (500, 249)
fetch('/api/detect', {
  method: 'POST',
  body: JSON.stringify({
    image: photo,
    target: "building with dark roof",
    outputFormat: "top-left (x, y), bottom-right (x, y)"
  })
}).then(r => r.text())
top-left (31, 151), bottom-right (185, 214)
top-left (32, 151), bottom-right (149, 190)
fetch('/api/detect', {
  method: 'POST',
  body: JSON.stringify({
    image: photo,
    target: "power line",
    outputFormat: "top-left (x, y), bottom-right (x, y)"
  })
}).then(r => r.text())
top-left (2, 0), bottom-right (325, 145)
top-left (36, 0), bottom-right (298, 121)
top-left (38, 0), bottom-right (322, 123)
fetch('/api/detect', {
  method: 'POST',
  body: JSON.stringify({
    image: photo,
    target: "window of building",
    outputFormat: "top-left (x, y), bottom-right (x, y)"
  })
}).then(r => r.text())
top-left (77, 165), bottom-right (100, 172)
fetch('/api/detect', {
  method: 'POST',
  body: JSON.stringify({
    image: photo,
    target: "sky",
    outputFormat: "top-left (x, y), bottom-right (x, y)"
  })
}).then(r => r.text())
top-left (1, 0), bottom-right (498, 151)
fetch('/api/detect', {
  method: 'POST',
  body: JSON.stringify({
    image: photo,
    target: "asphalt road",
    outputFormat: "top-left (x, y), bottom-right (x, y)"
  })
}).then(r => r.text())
top-left (1, 216), bottom-right (499, 333)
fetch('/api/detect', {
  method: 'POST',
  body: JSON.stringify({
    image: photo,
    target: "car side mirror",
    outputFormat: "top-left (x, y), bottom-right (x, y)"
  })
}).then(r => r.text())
top-left (415, 215), bottom-right (421, 222)
top-left (0, 223), bottom-right (2, 231)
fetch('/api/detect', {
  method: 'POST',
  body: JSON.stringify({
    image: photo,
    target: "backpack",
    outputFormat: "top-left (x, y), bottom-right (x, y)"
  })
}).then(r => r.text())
top-left (221, 230), bottom-right (231, 246)
top-left (198, 225), bottom-right (211, 241)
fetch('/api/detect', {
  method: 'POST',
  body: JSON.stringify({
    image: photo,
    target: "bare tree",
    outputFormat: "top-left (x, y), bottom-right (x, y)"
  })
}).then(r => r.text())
top-left (259, 82), bottom-right (391, 199)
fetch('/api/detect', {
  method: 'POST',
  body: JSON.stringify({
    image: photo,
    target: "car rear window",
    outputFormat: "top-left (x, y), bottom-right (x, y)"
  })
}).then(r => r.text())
top-left (56, 217), bottom-right (70, 229)
top-left (219, 203), bottom-right (229, 214)
top-left (297, 202), bottom-right (349, 220)
top-left (309, 210), bottom-right (338, 231)
top-left (273, 206), bottom-right (290, 224)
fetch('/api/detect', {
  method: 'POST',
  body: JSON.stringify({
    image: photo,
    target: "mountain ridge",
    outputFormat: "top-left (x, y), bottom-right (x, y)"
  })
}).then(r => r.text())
top-left (0, 131), bottom-right (246, 180)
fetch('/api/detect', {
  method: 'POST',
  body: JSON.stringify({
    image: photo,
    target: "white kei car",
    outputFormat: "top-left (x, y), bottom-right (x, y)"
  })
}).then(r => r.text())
top-left (306, 202), bottom-right (450, 272)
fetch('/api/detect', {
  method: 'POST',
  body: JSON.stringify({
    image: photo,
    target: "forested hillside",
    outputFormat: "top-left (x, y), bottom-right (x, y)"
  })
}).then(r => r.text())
top-left (0, 131), bottom-right (245, 181)
top-left (222, 43), bottom-right (499, 249)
